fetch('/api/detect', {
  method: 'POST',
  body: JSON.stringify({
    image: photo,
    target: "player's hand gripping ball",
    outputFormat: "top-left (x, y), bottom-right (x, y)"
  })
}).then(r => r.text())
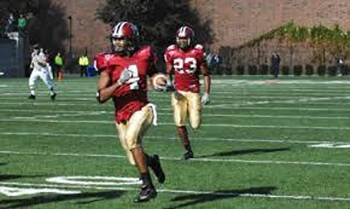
top-left (152, 73), bottom-right (169, 92)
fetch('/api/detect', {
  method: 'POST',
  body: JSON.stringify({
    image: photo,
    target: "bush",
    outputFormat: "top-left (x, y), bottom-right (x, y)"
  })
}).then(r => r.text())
top-left (236, 65), bottom-right (245, 75)
top-left (317, 65), bottom-right (326, 76)
top-left (342, 65), bottom-right (349, 75)
top-left (248, 65), bottom-right (258, 75)
top-left (213, 66), bottom-right (223, 75)
top-left (259, 64), bottom-right (269, 75)
top-left (281, 65), bottom-right (290, 75)
top-left (224, 67), bottom-right (232, 75)
top-left (327, 66), bottom-right (337, 76)
top-left (305, 64), bottom-right (314, 76)
top-left (293, 65), bottom-right (303, 76)
top-left (64, 56), bottom-right (78, 74)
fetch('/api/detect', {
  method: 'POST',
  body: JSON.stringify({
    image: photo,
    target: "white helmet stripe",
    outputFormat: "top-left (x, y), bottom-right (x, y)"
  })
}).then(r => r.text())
top-left (113, 22), bottom-right (127, 37)
top-left (117, 22), bottom-right (127, 37)
top-left (115, 22), bottom-right (122, 32)
top-left (179, 27), bottom-right (187, 37)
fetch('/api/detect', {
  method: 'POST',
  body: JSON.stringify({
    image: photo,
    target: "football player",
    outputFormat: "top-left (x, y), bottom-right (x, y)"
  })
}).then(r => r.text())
top-left (164, 26), bottom-right (211, 160)
top-left (95, 21), bottom-right (165, 203)
top-left (28, 44), bottom-right (56, 100)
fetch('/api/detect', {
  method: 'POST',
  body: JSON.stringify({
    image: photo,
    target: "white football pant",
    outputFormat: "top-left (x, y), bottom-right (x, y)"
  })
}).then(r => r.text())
top-left (29, 67), bottom-right (55, 95)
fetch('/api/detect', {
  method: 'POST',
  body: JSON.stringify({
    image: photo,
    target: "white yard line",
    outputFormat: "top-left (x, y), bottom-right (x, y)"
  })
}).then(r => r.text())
top-left (210, 79), bottom-right (350, 85)
top-left (0, 108), bottom-right (349, 120)
top-left (0, 102), bottom-right (106, 107)
top-left (205, 105), bottom-right (350, 112)
top-left (1, 118), bottom-right (350, 130)
top-left (204, 96), bottom-right (350, 108)
top-left (0, 150), bottom-right (349, 167)
top-left (2, 99), bottom-right (350, 110)
top-left (6, 112), bottom-right (107, 119)
top-left (0, 132), bottom-right (348, 145)
top-left (0, 181), bottom-right (349, 202)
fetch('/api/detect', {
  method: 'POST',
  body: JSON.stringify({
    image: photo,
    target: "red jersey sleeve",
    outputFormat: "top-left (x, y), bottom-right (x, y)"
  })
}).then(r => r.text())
top-left (164, 45), bottom-right (176, 64)
top-left (193, 44), bottom-right (206, 66)
top-left (94, 53), bottom-right (115, 73)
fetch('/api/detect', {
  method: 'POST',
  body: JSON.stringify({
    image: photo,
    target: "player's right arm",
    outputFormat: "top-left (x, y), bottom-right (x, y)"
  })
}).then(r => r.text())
top-left (166, 61), bottom-right (173, 81)
top-left (96, 53), bottom-right (128, 103)
top-left (96, 71), bottom-right (118, 103)
top-left (97, 68), bottom-right (133, 103)
top-left (164, 45), bottom-right (175, 89)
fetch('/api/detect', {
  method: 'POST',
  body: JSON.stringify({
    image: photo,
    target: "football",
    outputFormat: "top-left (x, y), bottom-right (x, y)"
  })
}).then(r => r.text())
top-left (152, 73), bottom-right (168, 91)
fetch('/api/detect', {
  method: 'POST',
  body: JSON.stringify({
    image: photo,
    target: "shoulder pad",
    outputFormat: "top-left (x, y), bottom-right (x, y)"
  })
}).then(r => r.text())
top-left (166, 44), bottom-right (177, 51)
top-left (136, 45), bottom-right (154, 58)
top-left (94, 52), bottom-right (114, 71)
top-left (194, 44), bottom-right (204, 50)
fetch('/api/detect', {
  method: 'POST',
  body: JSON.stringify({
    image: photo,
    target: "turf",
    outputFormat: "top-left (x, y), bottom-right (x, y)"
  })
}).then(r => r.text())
top-left (1, 76), bottom-right (350, 209)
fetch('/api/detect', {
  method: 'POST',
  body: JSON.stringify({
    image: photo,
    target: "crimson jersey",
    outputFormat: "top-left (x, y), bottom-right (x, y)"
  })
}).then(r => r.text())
top-left (164, 44), bottom-right (206, 93)
top-left (95, 46), bottom-right (157, 123)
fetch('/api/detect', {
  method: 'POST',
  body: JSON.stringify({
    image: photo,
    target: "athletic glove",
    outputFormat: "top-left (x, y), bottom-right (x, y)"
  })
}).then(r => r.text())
top-left (201, 93), bottom-right (210, 105)
top-left (117, 69), bottom-right (132, 85)
top-left (165, 80), bottom-right (175, 92)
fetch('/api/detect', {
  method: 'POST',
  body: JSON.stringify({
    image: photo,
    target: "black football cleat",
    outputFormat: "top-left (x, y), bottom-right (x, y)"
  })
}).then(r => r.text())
top-left (134, 184), bottom-right (157, 203)
top-left (28, 94), bottom-right (36, 100)
top-left (50, 93), bottom-right (56, 101)
top-left (149, 155), bottom-right (166, 184)
top-left (182, 150), bottom-right (194, 160)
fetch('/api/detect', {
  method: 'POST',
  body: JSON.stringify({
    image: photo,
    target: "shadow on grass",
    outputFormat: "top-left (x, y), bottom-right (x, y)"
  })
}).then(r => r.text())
top-left (0, 174), bottom-right (48, 182)
top-left (0, 190), bottom-right (125, 209)
top-left (164, 186), bottom-right (277, 209)
top-left (0, 163), bottom-right (8, 166)
top-left (198, 147), bottom-right (290, 158)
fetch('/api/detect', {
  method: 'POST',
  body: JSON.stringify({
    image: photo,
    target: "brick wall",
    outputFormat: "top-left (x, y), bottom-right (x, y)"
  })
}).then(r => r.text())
top-left (55, 0), bottom-right (110, 58)
top-left (56, 0), bottom-right (350, 57)
top-left (191, 0), bottom-right (350, 51)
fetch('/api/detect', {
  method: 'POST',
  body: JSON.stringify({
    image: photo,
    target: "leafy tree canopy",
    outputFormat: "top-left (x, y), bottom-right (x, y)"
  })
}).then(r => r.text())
top-left (0, 0), bottom-right (69, 55)
top-left (96, 0), bottom-right (213, 55)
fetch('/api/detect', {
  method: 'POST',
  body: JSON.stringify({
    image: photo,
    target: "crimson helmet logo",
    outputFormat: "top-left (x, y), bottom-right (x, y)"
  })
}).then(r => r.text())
top-left (176, 26), bottom-right (194, 39)
top-left (112, 22), bottom-right (139, 39)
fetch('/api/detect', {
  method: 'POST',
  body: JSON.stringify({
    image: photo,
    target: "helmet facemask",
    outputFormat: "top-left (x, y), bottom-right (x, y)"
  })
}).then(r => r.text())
top-left (176, 37), bottom-right (191, 49)
top-left (112, 37), bottom-right (135, 55)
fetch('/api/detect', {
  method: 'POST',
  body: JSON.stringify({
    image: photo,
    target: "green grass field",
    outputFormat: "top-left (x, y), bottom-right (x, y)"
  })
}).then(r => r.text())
top-left (1, 76), bottom-right (350, 209)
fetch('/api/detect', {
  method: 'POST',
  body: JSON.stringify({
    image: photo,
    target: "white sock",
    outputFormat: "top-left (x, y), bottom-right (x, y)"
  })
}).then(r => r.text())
top-left (50, 88), bottom-right (55, 96)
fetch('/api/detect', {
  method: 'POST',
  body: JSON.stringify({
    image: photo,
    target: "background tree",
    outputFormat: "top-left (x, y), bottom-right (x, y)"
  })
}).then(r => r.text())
top-left (96, 0), bottom-right (213, 62)
top-left (309, 25), bottom-right (331, 65)
top-left (327, 25), bottom-right (347, 61)
top-left (0, 0), bottom-right (69, 55)
top-left (276, 22), bottom-right (309, 67)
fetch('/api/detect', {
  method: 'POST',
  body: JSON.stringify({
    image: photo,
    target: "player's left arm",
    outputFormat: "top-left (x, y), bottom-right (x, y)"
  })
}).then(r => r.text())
top-left (200, 62), bottom-right (211, 105)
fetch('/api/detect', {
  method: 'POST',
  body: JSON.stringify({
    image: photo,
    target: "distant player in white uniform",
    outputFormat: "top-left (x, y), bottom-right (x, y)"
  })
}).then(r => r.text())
top-left (28, 44), bottom-right (56, 100)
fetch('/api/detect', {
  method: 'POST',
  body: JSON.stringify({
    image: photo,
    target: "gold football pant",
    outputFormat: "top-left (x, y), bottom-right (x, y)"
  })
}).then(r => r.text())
top-left (171, 91), bottom-right (201, 129)
top-left (116, 104), bottom-right (155, 165)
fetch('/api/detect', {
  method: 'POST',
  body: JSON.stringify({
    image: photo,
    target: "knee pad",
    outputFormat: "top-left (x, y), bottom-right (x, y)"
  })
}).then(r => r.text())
top-left (125, 136), bottom-right (140, 151)
top-left (125, 150), bottom-right (136, 166)
top-left (190, 121), bottom-right (201, 130)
